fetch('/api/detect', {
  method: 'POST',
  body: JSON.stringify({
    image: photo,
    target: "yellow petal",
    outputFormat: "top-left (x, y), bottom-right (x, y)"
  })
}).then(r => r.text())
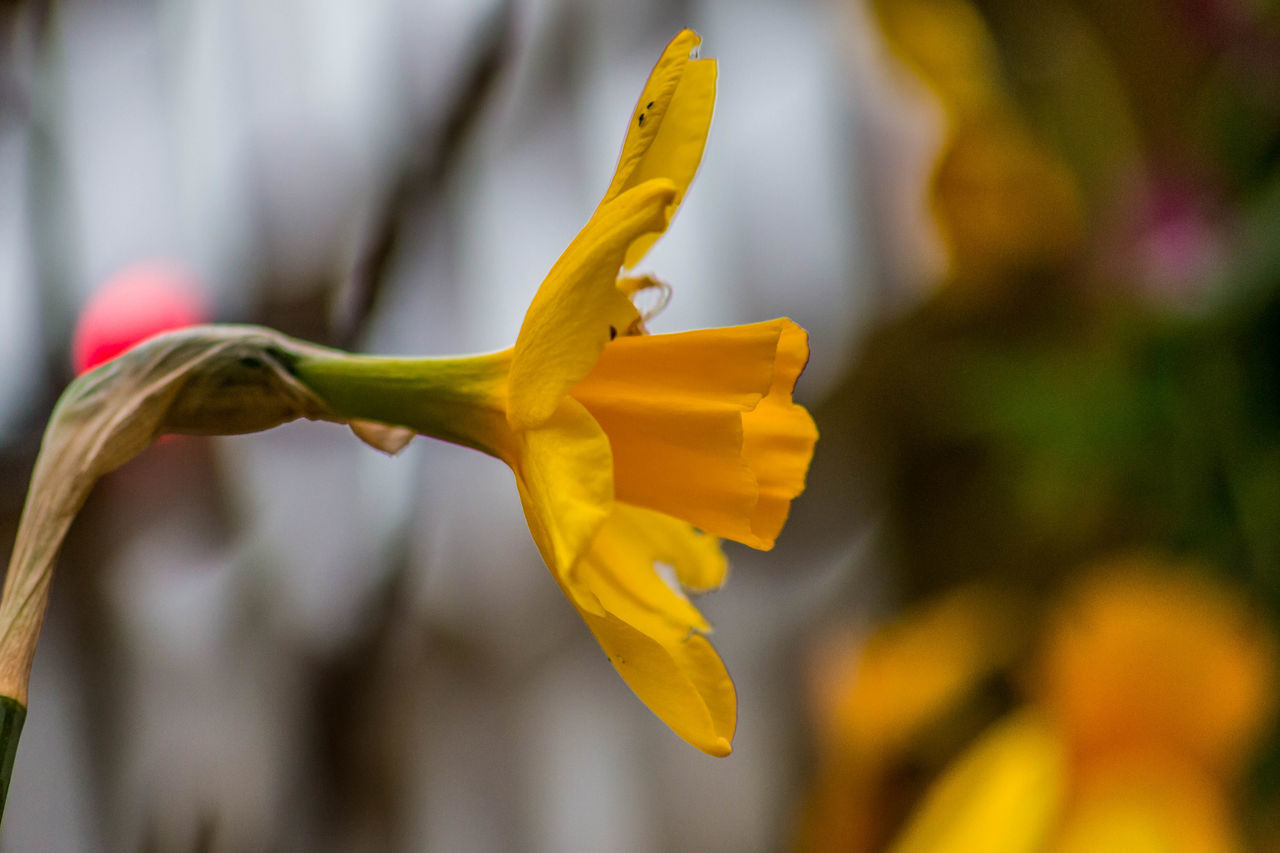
top-left (573, 503), bottom-right (724, 645)
top-left (610, 503), bottom-right (728, 593)
top-left (577, 606), bottom-right (736, 756)
top-left (871, 0), bottom-right (1005, 115)
top-left (512, 398), bottom-right (613, 605)
top-left (817, 586), bottom-right (1023, 760)
top-left (891, 712), bottom-right (1066, 853)
top-left (508, 180), bottom-right (676, 431)
top-left (601, 29), bottom-right (716, 269)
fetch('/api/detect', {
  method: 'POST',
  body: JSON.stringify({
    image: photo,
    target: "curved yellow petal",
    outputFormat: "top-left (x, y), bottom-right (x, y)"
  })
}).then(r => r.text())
top-left (512, 398), bottom-right (613, 608)
top-left (509, 180), bottom-right (676, 431)
top-left (577, 606), bottom-right (736, 756)
top-left (574, 503), bottom-right (724, 645)
top-left (601, 29), bottom-right (716, 269)
top-left (819, 586), bottom-right (1023, 759)
top-left (610, 503), bottom-right (728, 593)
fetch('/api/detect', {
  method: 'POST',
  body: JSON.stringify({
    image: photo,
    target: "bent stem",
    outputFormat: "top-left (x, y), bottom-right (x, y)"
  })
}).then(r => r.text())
top-left (0, 325), bottom-right (350, 826)
top-left (0, 325), bottom-right (513, 827)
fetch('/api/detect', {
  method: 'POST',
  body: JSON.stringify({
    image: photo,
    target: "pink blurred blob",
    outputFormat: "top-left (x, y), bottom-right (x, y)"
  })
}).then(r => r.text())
top-left (71, 262), bottom-right (208, 374)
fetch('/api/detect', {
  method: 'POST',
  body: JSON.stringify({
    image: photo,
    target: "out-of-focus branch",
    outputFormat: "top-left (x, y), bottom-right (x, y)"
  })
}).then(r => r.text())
top-left (335, 1), bottom-right (514, 346)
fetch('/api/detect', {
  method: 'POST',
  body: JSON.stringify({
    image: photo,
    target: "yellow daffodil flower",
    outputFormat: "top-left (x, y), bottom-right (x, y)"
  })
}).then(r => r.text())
top-left (297, 29), bottom-right (817, 755)
top-left (0, 29), bottom-right (811, 824)
top-left (1039, 558), bottom-right (1277, 783)
top-left (870, 0), bottom-right (1084, 285)
top-left (880, 556), bottom-right (1273, 852)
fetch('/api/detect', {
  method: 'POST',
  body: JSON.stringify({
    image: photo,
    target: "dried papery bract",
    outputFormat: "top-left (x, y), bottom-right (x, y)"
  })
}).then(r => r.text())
top-left (0, 325), bottom-right (394, 817)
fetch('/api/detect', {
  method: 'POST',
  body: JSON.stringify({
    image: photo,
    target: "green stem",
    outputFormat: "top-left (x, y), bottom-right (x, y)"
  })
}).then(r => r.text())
top-left (0, 696), bottom-right (25, 823)
top-left (293, 350), bottom-right (515, 459)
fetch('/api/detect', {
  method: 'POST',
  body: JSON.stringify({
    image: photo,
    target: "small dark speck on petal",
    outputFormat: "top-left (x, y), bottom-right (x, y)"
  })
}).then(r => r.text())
top-left (637, 114), bottom-right (645, 127)
top-left (609, 326), bottom-right (618, 340)
top-left (646, 101), bottom-right (655, 109)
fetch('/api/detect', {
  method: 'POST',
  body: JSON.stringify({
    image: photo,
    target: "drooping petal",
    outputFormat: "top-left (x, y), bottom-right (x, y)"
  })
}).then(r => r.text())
top-left (599, 29), bottom-right (717, 269)
top-left (608, 503), bottom-right (728, 594)
top-left (515, 422), bottom-right (736, 754)
top-left (572, 503), bottom-right (725, 645)
top-left (573, 319), bottom-right (817, 550)
top-left (577, 606), bottom-right (736, 756)
top-left (509, 180), bottom-right (676, 431)
top-left (512, 398), bottom-right (614, 608)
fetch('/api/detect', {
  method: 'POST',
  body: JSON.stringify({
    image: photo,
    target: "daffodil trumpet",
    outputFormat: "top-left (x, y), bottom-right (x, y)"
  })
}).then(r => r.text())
top-left (0, 29), bottom-right (816, 820)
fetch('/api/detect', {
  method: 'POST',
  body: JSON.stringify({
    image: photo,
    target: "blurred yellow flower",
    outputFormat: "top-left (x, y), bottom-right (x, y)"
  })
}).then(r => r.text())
top-left (883, 555), bottom-right (1275, 851)
top-left (1055, 759), bottom-right (1244, 853)
top-left (811, 585), bottom-right (1022, 762)
top-left (891, 711), bottom-right (1066, 853)
top-left (931, 119), bottom-right (1083, 282)
top-left (870, 0), bottom-right (1084, 284)
top-left (1039, 556), bottom-right (1277, 782)
top-left (301, 29), bottom-right (817, 756)
top-left (795, 586), bottom-right (1025, 853)
top-left (892, 713), bottom-right (1247, 853)
top-left (872, 0), bottom-right (1004, 115)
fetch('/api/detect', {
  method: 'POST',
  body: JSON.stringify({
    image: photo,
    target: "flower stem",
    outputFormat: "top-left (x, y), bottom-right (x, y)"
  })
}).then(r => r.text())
top-left (293, 350), bottom-right (514, 459)
top-left (0, 696), bottom-right (24, 823)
